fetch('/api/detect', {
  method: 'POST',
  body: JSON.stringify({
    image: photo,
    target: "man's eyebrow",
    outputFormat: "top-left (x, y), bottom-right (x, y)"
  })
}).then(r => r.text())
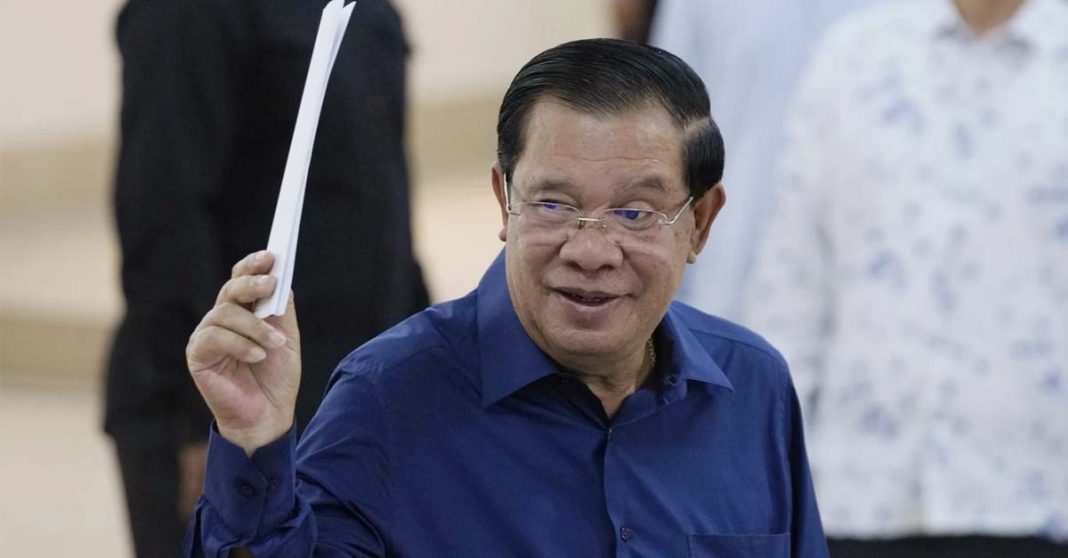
top-left (619, 176), bottom-right (670, 194)
top-left (527, 178), bottom-right (580, 196)
top-left (524, 175), bottom-right (672, 196)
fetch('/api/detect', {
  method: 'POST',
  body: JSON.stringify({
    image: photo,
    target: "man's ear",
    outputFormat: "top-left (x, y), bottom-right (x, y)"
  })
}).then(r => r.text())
top-left (491, 163), bottom-right (509, 242)
top-left (687, 183), bottom-right (726, 263)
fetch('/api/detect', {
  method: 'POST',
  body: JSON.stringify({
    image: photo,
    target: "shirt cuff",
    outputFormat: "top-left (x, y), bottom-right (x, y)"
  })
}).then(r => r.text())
top-left (203, 423), bottom-right (297, 539)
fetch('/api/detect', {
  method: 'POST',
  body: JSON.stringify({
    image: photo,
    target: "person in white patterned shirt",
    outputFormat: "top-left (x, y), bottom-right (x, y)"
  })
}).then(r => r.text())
top-left (744, 0), bottom-right (1068, 556)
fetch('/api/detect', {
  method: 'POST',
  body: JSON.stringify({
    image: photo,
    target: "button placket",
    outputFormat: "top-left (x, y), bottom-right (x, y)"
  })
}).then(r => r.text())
top-left (602, 425), bottom-right (633, 555)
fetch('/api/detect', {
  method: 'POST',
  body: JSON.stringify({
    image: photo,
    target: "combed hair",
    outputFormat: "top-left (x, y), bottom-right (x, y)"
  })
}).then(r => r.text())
top-left (496, 38), bottom-right (725, 199)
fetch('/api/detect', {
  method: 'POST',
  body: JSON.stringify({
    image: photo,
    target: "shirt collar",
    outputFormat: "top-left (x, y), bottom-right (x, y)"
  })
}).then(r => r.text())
top-left (927, 0), bottom-right (966, 38)
top-left (476, 251), bottom-right (558, 408)
top-left (659, 304), bottom-right (734, 393)
top-left (475, 251), bottom-right (733, 409)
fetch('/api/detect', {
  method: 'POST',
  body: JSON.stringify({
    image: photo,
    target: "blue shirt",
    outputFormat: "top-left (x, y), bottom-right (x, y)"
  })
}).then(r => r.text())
top-left (186, 254), bottom-right (828, 557)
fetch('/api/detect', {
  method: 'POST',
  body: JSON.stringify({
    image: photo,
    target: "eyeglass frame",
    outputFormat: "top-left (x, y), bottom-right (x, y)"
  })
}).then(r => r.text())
top-left (502, 176), bottom-right (695, 236)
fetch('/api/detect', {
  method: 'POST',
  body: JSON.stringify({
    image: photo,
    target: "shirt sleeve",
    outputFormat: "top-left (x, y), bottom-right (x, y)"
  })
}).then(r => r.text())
top-left (184, 366), bottom-right (392, 557)
top-left (742, 36), bottom-right (845, 417)
top-left (782, 379), bottom-right (829, 558)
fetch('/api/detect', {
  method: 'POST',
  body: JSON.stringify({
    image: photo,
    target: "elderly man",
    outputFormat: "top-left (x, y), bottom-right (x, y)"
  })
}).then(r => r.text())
top-left (184, 39), bottom-right (827, 557)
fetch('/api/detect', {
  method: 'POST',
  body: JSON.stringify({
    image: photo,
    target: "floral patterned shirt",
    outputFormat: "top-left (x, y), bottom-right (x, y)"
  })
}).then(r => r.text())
top-left (745, 0), bottom-right (1068, 540)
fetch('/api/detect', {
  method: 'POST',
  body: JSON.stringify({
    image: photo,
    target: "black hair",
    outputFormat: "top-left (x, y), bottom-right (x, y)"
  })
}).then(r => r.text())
top-left (496, 38), bottom-right (725, 199)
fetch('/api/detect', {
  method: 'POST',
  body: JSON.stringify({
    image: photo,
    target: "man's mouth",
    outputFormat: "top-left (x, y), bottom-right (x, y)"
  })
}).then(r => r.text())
top-left (554, 288), bottom-right (620, 307)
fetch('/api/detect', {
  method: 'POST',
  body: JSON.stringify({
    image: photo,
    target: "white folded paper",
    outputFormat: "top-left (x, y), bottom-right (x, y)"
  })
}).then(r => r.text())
top-left (255, 0), bottom-right (355, 318)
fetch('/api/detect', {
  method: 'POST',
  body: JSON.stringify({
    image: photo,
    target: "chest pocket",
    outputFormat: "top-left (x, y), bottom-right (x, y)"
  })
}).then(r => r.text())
top-left (687, 532), bottom-right (789, 557)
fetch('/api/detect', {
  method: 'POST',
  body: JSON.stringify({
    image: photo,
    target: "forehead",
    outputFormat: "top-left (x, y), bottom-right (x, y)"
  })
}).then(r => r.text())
top-left (512, 100), bottom-right (687, 196)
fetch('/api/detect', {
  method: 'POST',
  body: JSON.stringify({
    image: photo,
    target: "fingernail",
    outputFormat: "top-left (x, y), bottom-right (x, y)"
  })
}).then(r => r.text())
top-left (268, 330), bottom-right (286, 347)
top-left (256, 275), bottom-right (271, 285)
top-left (253, 251), bottom-right (266, 262)
top-left (248, 347), bottom-right (267, 362)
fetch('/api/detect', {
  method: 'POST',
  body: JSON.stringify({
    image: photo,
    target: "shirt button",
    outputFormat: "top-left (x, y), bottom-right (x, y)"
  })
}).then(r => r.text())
top-left (239, 484), bottom-right (255, 498)
top-left (606, 428), bottom-right (614, 441)
top-left (620, 526), bottom-right (633, 541)
top-left (267, 478), bottom-right (280, 492)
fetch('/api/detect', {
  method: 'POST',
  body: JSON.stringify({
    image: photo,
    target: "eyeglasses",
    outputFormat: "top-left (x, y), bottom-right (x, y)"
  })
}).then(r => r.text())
top-left (504, 178), bottom-right (694, 241)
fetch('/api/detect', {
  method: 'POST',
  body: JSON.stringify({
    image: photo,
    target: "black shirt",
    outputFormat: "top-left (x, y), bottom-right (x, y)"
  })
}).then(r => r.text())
top-left (105, 0), bottom-right (428, 442)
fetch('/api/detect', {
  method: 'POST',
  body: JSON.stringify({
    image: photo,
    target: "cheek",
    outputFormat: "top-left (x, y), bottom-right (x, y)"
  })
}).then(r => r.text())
top-left (513, 236), bottom-right (556, 268)
top-left (623, 246), bottom-right (688, 314)
top-left (508, 236), bottom-right (560, 294)
top-left (624, 243), bottom-right (686, 291)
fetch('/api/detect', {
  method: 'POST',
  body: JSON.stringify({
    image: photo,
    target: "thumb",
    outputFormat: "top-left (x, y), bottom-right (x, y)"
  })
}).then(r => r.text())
top-left (266, 290), bottom-right (300, 345)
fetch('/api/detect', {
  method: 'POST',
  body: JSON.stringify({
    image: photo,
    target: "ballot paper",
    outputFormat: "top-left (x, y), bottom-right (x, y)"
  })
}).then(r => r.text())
top-left (255, 0), bottom-right (355, 318)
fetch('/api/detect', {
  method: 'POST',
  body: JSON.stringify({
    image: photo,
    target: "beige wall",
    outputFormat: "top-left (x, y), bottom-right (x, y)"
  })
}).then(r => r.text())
top-left (0, 0), bottom-right (611, 385)
top-left (0, 0), bottom-right (610, 205)
top-left (396, 0), bottom-right (612, 104)
top-left (0, 0), bottom-right (610, 163)
top-left (0, 1), bottom-right (124, 146)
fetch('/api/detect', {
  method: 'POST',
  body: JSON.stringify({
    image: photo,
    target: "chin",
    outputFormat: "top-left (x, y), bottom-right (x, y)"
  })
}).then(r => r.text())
top-left (543, 326), bottom-right (631, 361)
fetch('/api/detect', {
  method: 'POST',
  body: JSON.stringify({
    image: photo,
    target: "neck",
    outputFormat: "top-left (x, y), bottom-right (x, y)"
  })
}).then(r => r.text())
top-left (562, 339), bottom-right (655, 420)
top-left (953, 0), bottom-right (1027, 35)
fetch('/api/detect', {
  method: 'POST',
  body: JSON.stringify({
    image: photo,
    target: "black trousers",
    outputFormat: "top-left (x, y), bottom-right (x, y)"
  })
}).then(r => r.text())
top-left (112, 417), bottom-right (187, 558)
top-left (829, 535), bottom-right (1068, 558)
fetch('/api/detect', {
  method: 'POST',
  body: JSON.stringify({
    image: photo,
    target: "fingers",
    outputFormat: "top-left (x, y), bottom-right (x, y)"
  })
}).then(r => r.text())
top-left (189, 252), bottom-right (291, 372)
top-left (208, 302), bottom-right (287, 350)
top-left (188, 303), bottom-right (287, 369)
top-left (231, 250), bottom-right (275, 279)
top-left (188, 324), bottom-right (269, 369)
top-left (276, 290), bottom-right (301, 344)
top-left (216, 273), bottom-right (278, 306)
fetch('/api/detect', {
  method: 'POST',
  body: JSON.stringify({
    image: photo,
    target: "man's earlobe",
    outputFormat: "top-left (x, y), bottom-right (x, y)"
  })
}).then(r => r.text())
top-left (491, 164), bottom-right (511, 242)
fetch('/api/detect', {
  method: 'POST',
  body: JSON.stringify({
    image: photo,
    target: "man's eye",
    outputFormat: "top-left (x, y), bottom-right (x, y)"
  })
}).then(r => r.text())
top-left (536, 202), bottom-right (568, 212)
top-left (611, 209), bottom-right (650, 221)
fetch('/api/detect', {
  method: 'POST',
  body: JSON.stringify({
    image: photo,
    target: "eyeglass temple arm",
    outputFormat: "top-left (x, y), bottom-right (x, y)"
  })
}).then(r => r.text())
top-left (503, 176), bottom-right (518, 214)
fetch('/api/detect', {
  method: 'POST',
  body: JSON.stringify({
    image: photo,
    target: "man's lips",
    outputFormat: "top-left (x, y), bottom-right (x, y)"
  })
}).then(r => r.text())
top-left (552, 287), bottom-right (623, 307)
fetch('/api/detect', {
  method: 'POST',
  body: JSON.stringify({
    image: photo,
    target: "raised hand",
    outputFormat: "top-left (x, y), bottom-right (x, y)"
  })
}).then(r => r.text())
top-left (186, 251), bottom-right (302, 455)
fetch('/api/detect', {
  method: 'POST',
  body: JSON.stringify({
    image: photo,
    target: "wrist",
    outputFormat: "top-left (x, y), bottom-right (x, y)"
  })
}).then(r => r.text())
top-left (218, 417), bottom-right (293, 457)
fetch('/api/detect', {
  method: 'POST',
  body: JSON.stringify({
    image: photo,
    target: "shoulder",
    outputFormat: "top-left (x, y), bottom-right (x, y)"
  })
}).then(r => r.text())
top-left (331, 292), bottom-right (479, 394)
top-left (670, 301), bottom-right (792, 392)
top-left (793, 1), bottom-right (933, 109)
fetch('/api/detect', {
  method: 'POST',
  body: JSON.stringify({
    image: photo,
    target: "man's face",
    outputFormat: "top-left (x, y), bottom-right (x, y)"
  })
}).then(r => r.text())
top-left (493, 100), bottom-right (723, 370)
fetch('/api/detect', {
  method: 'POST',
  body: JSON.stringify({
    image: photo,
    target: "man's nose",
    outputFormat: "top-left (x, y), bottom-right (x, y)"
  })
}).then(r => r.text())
top-left (558, 221), bottom-right (624, 271)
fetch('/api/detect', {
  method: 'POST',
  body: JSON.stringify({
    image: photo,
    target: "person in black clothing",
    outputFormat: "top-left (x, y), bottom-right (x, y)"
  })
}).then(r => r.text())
top-left (104, 1), bottom-right (428, 555)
